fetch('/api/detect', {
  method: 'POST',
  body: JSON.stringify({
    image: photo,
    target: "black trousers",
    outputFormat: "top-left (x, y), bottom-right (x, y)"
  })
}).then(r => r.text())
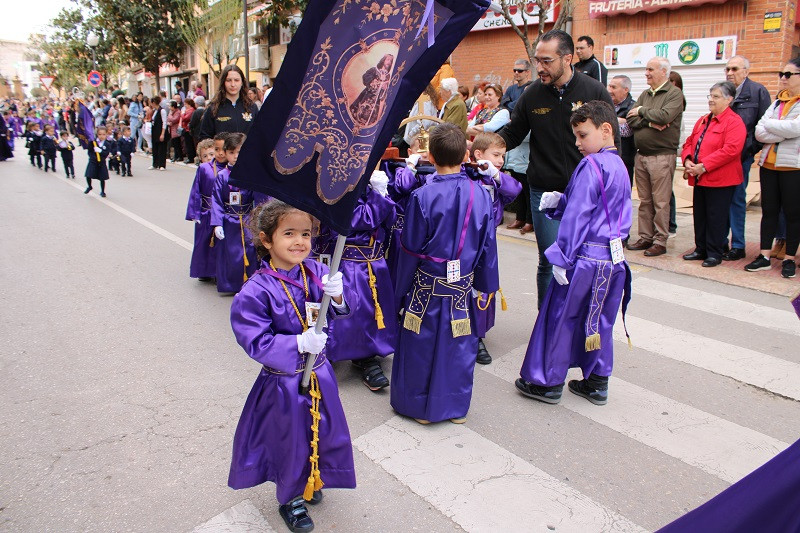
top-left (86, 176), bottom-right (106, 193)
top-left (170, 135), bottom-right (183, 161)
top-left (693, 184), bottom-right (735, 260)
top-left (30, 153), bottom-right (41, 167)
top-left (182, 131), bottom-right (196, 162)
top-left (510, 170), bottom-right (532, 224)
top-left (121, 154), bottom-right (132, 175)
top-left (760, 167), bottom-right (800, 256)
top-left (44, 155), bottom-right (57, 171)
top-left (151, 138), bottom-right (168, 168)
top-left (61, 157), bottom-right (74, 176)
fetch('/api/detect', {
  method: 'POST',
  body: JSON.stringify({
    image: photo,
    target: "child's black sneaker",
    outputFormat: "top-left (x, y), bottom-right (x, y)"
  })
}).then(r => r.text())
top-left (476, 339), bottom-right (492, 365)
top-left (744, 254), bottom-right (771, 272)
top-left (353, 357), bottom-right (389, 391)
top-left (781, 259), bottom-right (796, 279)
top-left (568, 375), bottom-right (609, 405)
top-left (514, 378), bottom-right (562, 404)
top-left (279, 497), bottom-right (314, 532)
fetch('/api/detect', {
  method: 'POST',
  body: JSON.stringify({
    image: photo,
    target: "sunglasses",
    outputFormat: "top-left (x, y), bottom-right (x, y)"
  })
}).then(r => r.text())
top-left (512, 68), bottom-right (529, 73)
top-left (724, 67), bottom-right (740, 72)
top-left (779, 71), bottom-right (800, 79)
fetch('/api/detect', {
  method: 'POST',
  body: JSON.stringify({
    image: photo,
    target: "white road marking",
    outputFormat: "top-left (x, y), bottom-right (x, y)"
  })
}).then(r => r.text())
top-left (484, 345), bottom-right (789, 484)
top-left (355, 416), bottom-right (647, 533)
top-left (192, 499), bottom-right (276, 533)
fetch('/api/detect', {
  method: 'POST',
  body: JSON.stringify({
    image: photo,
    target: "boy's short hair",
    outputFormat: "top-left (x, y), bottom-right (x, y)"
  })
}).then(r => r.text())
top-left (197, 139), bottom-right (215, 153)
top-left (471, 132), bottom-right (506, 156)
top-left (428, 123), bottom-right (467, 168)
top-left (213, 132), bottom-right (230, 142)
top-left (60, 131), bottom-right (69, 137)
top-left (569, 100), bottom-right (619, 139)
top-left (96, 126), bottom-right (107, 133)
top-left (123, 126), bottom-right (131, 132)
top-left (223, 132), bottom-right (246, 151)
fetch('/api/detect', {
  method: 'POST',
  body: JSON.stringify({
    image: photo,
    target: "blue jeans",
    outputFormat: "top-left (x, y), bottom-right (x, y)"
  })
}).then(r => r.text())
top-left (128, 117), bottom-right (140, 146)
top-left (728, 155), bottom-right (754, 249)
top-left (529, 186), bottom-right (561, 309)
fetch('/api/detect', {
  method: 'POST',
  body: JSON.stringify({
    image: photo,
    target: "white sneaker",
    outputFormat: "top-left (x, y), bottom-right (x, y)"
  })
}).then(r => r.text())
top-left (159, 167), bottom-right (165, 171)
top-left (147, 165), bottom-right (155, 170)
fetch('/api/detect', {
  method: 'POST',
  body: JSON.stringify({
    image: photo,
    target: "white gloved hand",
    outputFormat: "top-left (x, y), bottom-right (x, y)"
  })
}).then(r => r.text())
top-left (471, 288), bottom-right (480, 298)
top-left (94, 147), bottom-right (102, 153)
top-left (476, 159), bottom-right (499, 181)
top-left (297, 329), bottom-right (328, 354)
top-left (194, 219), bottom-right (201, 224)
top-left (117, 152), bottom-right (121, 156)
top-left (321, 271), bottom-right (343, 299)
top-left (553, 265), bottom-right (569, 286)
top-left (405, 153), bottom-right (421, 168)
top-left (369, 170), bottom-right (389, 197)
top-left (538, 191), bottom-right (563, 211)
top-left (214, 226), bottom-right (225, 240)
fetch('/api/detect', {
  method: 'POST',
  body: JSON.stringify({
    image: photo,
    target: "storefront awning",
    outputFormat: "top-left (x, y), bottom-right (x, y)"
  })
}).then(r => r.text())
top-left (589, 0), bottom-right (729, 19)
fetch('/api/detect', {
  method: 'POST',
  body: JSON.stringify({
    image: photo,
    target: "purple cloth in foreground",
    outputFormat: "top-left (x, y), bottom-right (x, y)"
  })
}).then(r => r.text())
top-left (520, 150), bottom-right (632, 387)
top-left (657, 438), bottom-right (800, 533)
top-left (391, 171), bottom-right (498, 422)
top-left (186, 161), bottom-right (226, 278)
top-left (228, 259), bottom-right (356, 504)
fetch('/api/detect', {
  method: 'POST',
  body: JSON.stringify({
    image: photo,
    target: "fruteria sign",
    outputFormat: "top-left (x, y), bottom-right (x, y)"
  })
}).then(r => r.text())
top-left (471, 3), bottom-right (556, 31)
top-left (589, 0), bottom-right (726, 19)
top-left (603, 36), bottom-right (737, 68)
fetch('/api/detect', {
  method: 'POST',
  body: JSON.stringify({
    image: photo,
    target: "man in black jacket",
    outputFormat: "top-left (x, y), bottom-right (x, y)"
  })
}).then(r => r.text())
top-left (574, 36), bottom-right (608, 86)
top-left (498, 29), bottom-right (614, 308)
top-left (608, 74), bottom-right (635, 185)
top-left (723, 55), bottom-right (772, 261)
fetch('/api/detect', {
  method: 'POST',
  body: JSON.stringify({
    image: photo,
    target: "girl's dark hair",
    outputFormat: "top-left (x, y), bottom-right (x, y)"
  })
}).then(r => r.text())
top-left (248, 200), bottom-right (317, 259)
top-left (210, 65), bottom-right (254, 117)
top-left (151, 96), bottom-right (161, 105)
top-left (223, 132), bottom-right (246, 151)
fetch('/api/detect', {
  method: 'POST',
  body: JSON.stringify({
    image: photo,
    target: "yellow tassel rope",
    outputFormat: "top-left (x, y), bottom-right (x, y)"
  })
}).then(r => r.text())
top-left (403, 311), bottom-right (422, 334)
top-left (303, 371), bottom-right (324, 501)
top-left (451, 318), bottom-right (471, 338)
top-left (209, 234), bottom-right (215, 248)
top-left (366, 261), bottom-right (385, 329)
top-left (585, 333), bottom-right (601, 352)
top-left (476, 292), bottom-right (493, 311)
top-left (498, 288), bottom-right (508, 311)
top-left (239, 214), bottom-right (249, 282)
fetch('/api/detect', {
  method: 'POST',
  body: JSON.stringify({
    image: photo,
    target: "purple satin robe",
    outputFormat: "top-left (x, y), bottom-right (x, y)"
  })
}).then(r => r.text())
top-left (185, 161), bottom-right (226, 278)
top-left (520, 149), bottom-right (632, 387)
top-left (210, 166), bottom-right (259, 293)
top-left (391, 171), bottom-right (499, 422)
top-left (228, 259), bottom-right (356, 504)
top-left (315, 188), bottom-right (398, 362)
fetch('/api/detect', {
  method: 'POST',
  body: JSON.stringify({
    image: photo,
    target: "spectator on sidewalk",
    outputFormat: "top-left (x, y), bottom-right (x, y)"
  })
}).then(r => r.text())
top-left (429, 58), bottom-right (455, 109)
top-left (626, 57), bottom-right (684, 257)
top-left (466, 84), bottom-right (509, 138)
top-left (681, 82), bottom-right (746, 268)
top-left (181, 98), bottom-right (197, 164)
top-left (668, 71), bottom-right (687, 235)
top-left (723, 55), bottom-right (772, 261)
top-left (574, 36), bottom-right (608, 86)
top-left (438, 77), bottom-right (467, 133)
top-left (199, 64), bottom-right (259, 141)
top-left (189, 96), bottom-right (206, 163)
top-left (608, 74), bottom-right (635, 185)
top-left (501, 59), bottom-right (532, 113)
top-left (466, 82), bottom-right (486, 118)
top-left (167, 100), bottom-right (183, 162)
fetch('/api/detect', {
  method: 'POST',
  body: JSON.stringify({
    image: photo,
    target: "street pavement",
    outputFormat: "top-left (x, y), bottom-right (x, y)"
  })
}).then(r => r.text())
top-left (1, 141), bottom-right (799, 533)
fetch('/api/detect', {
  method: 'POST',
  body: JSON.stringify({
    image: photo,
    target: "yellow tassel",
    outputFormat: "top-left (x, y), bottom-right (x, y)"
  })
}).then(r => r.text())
top-left (303, 371), bottom-right (324, 501)
top-left (451, 318), bottom-right (471, 338)
top-left (476, 292), bottom-right (493, 311)
top-left (209, 234), bottom-right (215, 248)
top-left (499, 288), bottom-right (508, 311)
top-left (627, 335), bottom-right (633, 349)
top-left (240, 215), bottom-right (250, 267)
top-left (367, 261), bottom-right (386, 330)
top-left (403, 311), bottom-right (422, 334)
top-left (585, 333), bottom-right (601, 352)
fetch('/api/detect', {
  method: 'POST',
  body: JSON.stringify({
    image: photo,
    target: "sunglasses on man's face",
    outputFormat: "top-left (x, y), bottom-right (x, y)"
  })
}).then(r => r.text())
top-left (513, 68), bottom-right (528, 73)
top-left (779, 71), bottom-right (800, 79)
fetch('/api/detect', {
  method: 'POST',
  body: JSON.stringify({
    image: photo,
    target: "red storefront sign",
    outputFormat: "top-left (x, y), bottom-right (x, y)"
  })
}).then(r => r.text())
top-left (588, 0), bottom-right (727, 19)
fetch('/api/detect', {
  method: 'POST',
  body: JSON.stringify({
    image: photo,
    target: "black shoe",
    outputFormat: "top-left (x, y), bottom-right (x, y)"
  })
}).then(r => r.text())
top-left (514, 378), bottom-right (562, 404)
top-left (307, 490), bottom-right (323, 505)
top-left (722, 248), bottom-right (746, 261)
top-left (128, 173), bottom-right (133, 177)
top-left (702, 257), bottom-right (721, 267)
top-left (744, 254), bottom-right (771, 272)
top-left (279, 497), bottom-right (314, 532)
top-left (476, 339), bottom-right (492, 365)
top-left (568, 377), bottom-right (608, 405)
top-left (84, 187), bottom-right (92, 194)
top-left (683, 250), bottom-right (705, 261)
top-left (353, 357), bottom-right (389, 391)
top-left (100, 192), bottom-right (106, 198)
top-left (782, 259), bottom-right (796, 278)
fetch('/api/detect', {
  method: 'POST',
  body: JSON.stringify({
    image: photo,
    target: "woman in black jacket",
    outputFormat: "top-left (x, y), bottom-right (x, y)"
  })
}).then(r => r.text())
top-left (148, 96), bottom-right (168, 171)
top-left (199, 65), bottom-right (258, 141)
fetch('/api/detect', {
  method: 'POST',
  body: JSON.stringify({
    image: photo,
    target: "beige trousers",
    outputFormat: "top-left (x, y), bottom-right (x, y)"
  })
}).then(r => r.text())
top-left (634, 153), bottom-right (676, 247)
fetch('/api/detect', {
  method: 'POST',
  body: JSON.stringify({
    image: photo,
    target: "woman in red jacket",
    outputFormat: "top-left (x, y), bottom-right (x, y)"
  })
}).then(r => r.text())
top-left (681, 81), bottom-right (746, 267)
top-left (167, 100), bottom-right (183, 162)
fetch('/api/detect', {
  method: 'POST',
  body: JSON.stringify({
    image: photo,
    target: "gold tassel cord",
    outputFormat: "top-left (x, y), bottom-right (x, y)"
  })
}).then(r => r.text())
top-left (209, 234), bottom-right (215, 248)
top-left (303, 371), bottom-right (324, 501)
top-left (476, 292), bottom-right (493, 311)
top-left (239, 214), bottom-right (249, 282)
top-left (585, 333), bottom-right (601, 352)
top-left (498, 288), bottom-right (508, 311)
top-left (366, 261), bottom-right (386, 329)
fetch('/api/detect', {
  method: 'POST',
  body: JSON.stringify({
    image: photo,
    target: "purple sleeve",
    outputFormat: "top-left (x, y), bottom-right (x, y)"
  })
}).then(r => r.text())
top-left (544, 162), bottom-right (598, 269)
top-left (186, 168), bottom-right (203, 221)
top-left (350, 188), bottom-right (396, 231)
top-left (472, 212), bottom-right (500, 294)
top-left (392, 166), bottom-right (424, 198)
top-left (496, 171), bottom-right (522, 207)
top-left (210, 173), bottom-right (225, 227)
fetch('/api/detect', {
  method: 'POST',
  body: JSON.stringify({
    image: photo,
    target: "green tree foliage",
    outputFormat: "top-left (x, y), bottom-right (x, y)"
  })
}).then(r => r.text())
top-left (176, 0), bottom-right (242, 80)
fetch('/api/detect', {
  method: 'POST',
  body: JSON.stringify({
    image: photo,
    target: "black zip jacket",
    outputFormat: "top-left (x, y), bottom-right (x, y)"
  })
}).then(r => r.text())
top-left (730, 77), bottom-right (771, 160)
top-left (499, 70), bottom-right (614, 192)
top-left (199, 98), bottom-right (259, 141)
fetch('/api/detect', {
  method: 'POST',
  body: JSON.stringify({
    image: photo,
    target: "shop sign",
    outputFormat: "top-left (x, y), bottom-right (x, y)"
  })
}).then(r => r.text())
top-left (763, 11), bottom-right (782, 33)
top-left (603, 36), bottom-right (736, 68)
top-left (589, 0), bottom-right (726, 19)
top-left (471, 3), bottom-right (555, 31)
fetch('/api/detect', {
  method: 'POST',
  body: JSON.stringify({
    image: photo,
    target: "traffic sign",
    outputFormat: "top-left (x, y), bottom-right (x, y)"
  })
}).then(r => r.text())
top-left (87, 70), bottom-right (103, 88)
top-left (40, 76), bottom-right (55, 90)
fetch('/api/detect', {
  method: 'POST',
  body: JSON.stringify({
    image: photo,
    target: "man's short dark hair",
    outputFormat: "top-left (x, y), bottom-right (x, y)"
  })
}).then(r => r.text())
top-left (540, 29), bottom-right (574, 57)
top-left (570, 100), bottom-right (619, 139)
top-left (428, 123), bottom-right (467, 168)
top-left (577, 35), bottom-right (595, 48)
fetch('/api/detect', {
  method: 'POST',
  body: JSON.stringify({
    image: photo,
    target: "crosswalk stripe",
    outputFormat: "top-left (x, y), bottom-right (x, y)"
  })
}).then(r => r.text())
top-left (192, 499), bottom-right (276, 533)
top-left (354, 416), bottom-right (647, 533)
top-left (616, 315), bottom-right (800, 401)
top-left (482, 345), bottom-right (789, 484)
top-left (632, 278), bottom-right (798, 335)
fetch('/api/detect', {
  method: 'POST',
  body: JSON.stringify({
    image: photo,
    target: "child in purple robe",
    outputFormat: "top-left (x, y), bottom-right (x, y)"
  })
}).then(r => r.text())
top-left (515, 100), bottom-right (632, 406)
top-left (210, 133), bottom-right (259, 293)
top-left (229, 200), bottom-right (355, 533)
top-left (470, 132), bottom-right (522, 365)
top-left (314, 170), bottom-right (397, 391)
top-left (391, 123), bottom-right (499, 424)
top-left (185, 139), bottom-right (218, 281)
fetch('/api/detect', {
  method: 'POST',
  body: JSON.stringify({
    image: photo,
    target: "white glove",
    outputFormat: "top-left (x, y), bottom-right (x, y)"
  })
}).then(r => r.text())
top-left (405, 153), bottom-right (421, 168)
top-left (214, 226), bottom-right (225, 240)
top-left (476, 160), bottom-right (499, 181)
top-left (297, 329), bottom-right (328, 354)
top-left (321, 271), bottom-right (343, 299)
top-left (194, 219), bottom-right (201, 224)
top-left (369, 170), bottom-right (389, 197)
top-left (553, 265), bottom-right (569, 286)
top-left (538, 191), bottom-right (563, 211)
top-left (94, 147), bottom-right (102, 153)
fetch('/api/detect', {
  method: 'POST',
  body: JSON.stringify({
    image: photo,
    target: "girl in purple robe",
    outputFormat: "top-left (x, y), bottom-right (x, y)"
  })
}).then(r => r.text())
top-left (210, 133), bottom-right (260, 293)
top-left (469, 132), bottom-right (522, 365)
top-left (515, 100), bottom-right (632, 406)
top-left (391, 123), bottom-right (499, 424)
top-left (185, 139), bottom-right (219, 281)
top-left (229, 200), bottom-right (355, 533)
top-left (314, 171), bottom-right (397, 391)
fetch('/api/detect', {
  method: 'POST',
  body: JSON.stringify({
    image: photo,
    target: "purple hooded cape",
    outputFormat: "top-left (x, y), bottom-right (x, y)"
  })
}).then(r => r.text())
top-left (186, 160), bottom-right (227, 279)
